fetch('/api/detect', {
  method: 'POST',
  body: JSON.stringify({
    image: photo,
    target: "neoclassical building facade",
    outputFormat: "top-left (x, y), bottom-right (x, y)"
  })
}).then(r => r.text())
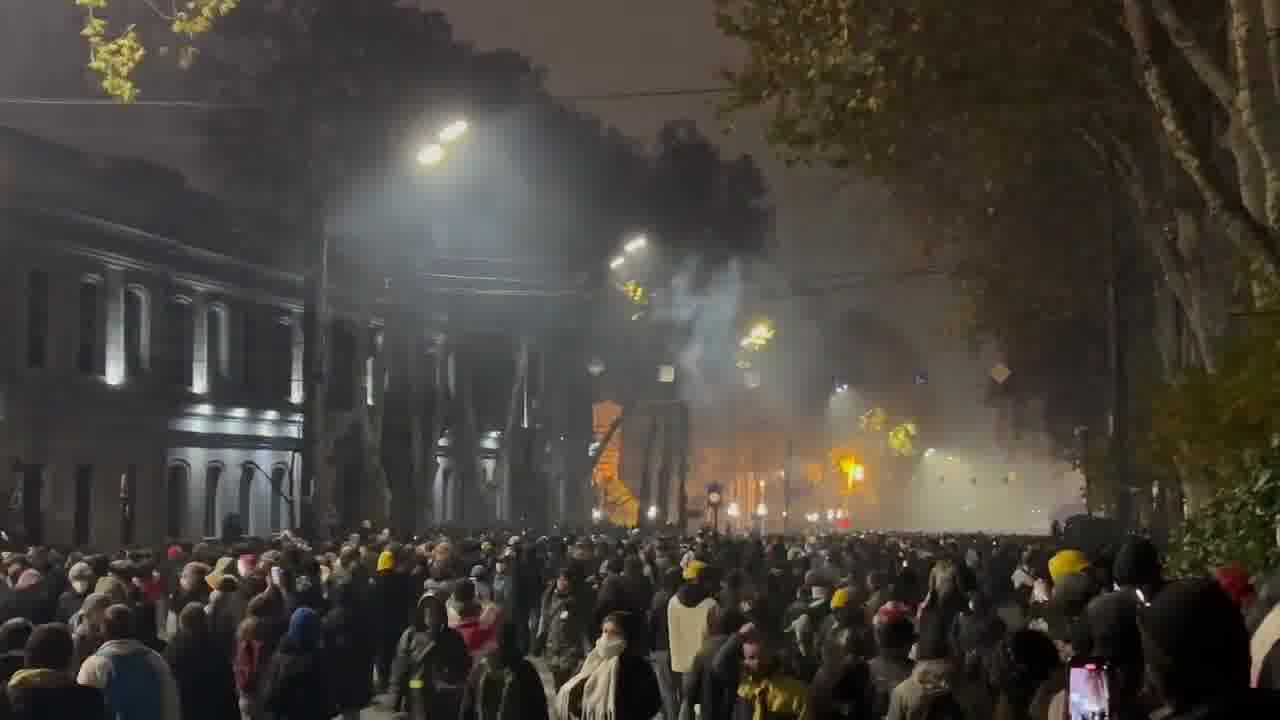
top-left (0, 128), bottom-right (388, 547)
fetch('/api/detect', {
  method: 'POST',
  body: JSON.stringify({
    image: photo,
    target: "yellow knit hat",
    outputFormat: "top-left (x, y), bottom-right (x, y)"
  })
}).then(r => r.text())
top-left (377, 550), bottom-right (395, 573)
top-left (683, 560), bottom-right (707, 581)
top-left (1048, 549), bottom-right (1090, 583)
top-left (831, 587), bottom-right (851, 610)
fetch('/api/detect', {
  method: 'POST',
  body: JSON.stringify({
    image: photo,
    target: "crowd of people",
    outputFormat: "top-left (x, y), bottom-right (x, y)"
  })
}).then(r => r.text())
top-left (0, 525), bottom-right (1274, 720)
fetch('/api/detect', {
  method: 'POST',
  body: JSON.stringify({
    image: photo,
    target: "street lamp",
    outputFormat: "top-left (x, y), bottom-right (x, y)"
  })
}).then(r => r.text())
top-left (624, 234), bottom-right (648, 253)
top-left (437, 118), bottom-right (469, 143)
top-left (609, 256), bottom-right (626, 270)
top-left (587, 357), bottom-right (606, 377)
top-left (417, 117), bottom-right (469, 167)
top-left (416, 143), bottom-right (445, 167)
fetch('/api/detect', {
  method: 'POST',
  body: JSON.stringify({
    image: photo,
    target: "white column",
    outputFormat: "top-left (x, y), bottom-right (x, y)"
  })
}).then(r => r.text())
top-left (192, 295), bottom-right (209, 395)
top-left (289, 311), bottom-right (304, 405)
top-left (103, 267), bottom-right (126, 386)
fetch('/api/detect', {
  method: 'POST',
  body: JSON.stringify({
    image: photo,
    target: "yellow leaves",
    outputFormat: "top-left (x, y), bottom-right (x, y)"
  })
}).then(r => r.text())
top-left (72, 0), bottom-right (238, 102)
top-left (888, 420), bottom-right (918, 456)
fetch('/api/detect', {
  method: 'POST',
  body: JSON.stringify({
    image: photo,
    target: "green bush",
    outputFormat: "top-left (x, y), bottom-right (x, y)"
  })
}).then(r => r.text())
top-left (1171, 447), bottom-right (1280, 577)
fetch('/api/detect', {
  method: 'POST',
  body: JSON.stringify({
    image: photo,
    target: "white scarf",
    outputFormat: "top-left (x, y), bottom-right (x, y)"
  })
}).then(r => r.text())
top-left (555, 638), bottom-right (623, 720)
top-left (1252, 602), bottom-right (1280, 687)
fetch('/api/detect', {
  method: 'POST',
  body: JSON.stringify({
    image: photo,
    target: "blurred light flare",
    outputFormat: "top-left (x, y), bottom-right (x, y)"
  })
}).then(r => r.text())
top-left (417, 143), bottom-right (444, 166)
top-left (438, 119), bottom-right (469, 143)
top-left (624, 234), bottom-right (648, 253)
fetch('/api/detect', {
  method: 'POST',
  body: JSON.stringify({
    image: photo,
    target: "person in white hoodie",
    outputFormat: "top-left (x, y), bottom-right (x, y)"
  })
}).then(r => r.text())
top-left (77, 604), bottom-right (182, 720)
top-left (667, 559), bottom-right (718, 714)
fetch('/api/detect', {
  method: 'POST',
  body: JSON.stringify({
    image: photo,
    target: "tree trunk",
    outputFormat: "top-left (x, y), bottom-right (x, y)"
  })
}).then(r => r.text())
top-left (1229, 0), bottom-right (1280, 231)
top-left (1124, 0), bottom-right (1280, 277)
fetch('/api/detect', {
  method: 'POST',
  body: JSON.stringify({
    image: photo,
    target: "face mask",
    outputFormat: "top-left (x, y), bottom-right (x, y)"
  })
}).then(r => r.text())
top-left (71, 579), bottom-right (91, 595)
top-left (811, 587), bottom-right (828, 602)
top-left (595, 635), bottom-right (625, 658)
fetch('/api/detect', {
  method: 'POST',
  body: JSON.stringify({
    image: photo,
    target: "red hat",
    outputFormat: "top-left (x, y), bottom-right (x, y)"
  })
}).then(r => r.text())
top-left (167, 545), bottom-right (185, 562)
top-left (1213, 564), bottom-right (1255, 610)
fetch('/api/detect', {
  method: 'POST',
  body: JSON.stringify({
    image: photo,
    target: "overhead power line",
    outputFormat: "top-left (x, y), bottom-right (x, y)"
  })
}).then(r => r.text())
top-left (0, 86), bottom-right (737, 111)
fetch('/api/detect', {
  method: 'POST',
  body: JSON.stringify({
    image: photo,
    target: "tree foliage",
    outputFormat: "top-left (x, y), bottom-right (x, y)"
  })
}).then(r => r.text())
top-left (74, 0), bottom-right (237, 101)
top-left (1171, 443), bottom-right (1280, 577)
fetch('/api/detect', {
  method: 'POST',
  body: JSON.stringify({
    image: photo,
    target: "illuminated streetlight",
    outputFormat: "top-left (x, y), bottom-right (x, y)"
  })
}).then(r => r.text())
top-left (437, 118), bottom-right (469, 143)
top-left (609, 256), bottom-right (625, 270)
top-left (624, 234), bottom-right (648, 253)
top-left (416, 143), bottom-right (445, 167)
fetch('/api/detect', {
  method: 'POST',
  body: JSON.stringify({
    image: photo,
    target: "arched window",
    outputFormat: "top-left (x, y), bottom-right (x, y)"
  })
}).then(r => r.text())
top-left (166, 462), bottom-right (190, 540)
top-left (207, 303), bottom-right (230, 382)
top-left (204, 462), bottom-right (224, 538)
top-left (124, 285), bottom-right (150, 378)
top-left (238, 464), bottom-right (254, 535)
top-left (269, 464), bottom-right (288, 532)
top-left (78, 275), bottom-right (104, 375)
top-left (165, 297), bottom-right (195, 387)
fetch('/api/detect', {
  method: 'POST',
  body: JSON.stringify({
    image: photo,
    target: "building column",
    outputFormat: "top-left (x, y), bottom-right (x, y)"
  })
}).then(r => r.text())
top-left (289, 311), bottom-right (304, 404)
top-left (192, 295), bottom-right (210, 395)
top-left (103, 267), bottom-right (125, 386)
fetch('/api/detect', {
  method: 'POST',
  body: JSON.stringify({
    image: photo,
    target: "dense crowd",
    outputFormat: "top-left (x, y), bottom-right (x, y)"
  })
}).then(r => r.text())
top-left (0, 526), bottom-right (1275, 720)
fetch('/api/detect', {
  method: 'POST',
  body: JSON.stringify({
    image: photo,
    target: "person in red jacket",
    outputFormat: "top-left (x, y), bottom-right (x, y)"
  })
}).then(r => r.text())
top-left (450, 579), bottom-right (503, 659)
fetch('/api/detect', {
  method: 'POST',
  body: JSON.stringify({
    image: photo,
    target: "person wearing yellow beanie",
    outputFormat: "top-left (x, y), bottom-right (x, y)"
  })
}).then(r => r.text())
top-left (831, 587), bottom-right (851, 610)
top-left (1048, 549), bottom-right (1090, 583)
top-left (377, 550), bottom-right (395, 573)
top-left (682, 560), bottom-right (707, 581)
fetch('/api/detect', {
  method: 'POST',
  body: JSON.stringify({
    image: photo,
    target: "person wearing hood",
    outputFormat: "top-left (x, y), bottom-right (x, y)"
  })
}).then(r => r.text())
top-left (236, 587), bottom-right (288, 720)
top-left (322, 579), bottom-right (375, 720)
top-left (166, 561), bottom-right (210, 640)
top-left (6, 623), bottom-right (105, 719)
top-left (0, 570), bottom-right (51, 626)
top-left (77, 603), bottom-right (183, 720)
top-left (72, 592), bottom-right (112, 669)
top-left (1111, 538), bottom-right (1165, 603)
top-left (808, 620), bottom-right (873, 720)
top-left (537, 567), bottom-right (592, 690)
top-left (207, 573), bottom-right (244, 660)
top-left (668, 561), bottom-right (718, 684)
top-left (57, 561), bottom-right (95, 624)
top-left (885, 608), bottom-right (989, 720)
top-left (869, 604), bottom-right (916, 719)
top-left (261, 607), bottom-right (332, 720)
top-left (164, 602), bottom-right (240, 720)
top-left (712, 623), bottom-right (810, 720)
top-left (460, 620), bottom-right (549, 720)
top-left (649, 566), bottom-right (683, 720)
top-left (555, 610), bottom-right (661, 720)
top-left (373, 546), bottom-right (414, 691)
top-left (789, 576), bottom-right (835, 680)
top-left (1144, 578), bottom-right (1280, 719)
top-left (0, 618), bottom-right (32, 715)
top-left (681, 607), bottom-right (748, 720)
top-left (986, 629), bottom-right (1059, 720)
top-left (390, 593), bottom-right (471, 720)
top-left (451, 578), bottom-right (504, 659)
